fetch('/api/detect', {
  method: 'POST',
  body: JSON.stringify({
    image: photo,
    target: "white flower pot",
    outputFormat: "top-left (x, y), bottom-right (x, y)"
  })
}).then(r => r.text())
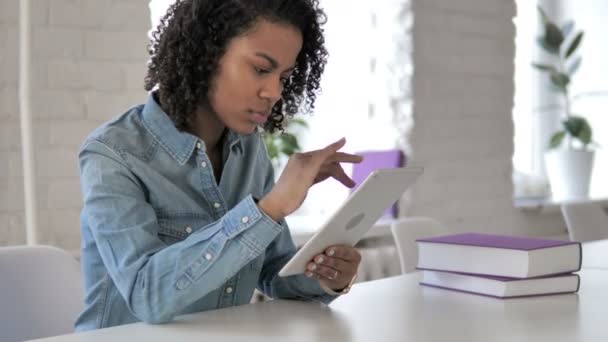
top-left (544, 150), bottom-right (595, 201)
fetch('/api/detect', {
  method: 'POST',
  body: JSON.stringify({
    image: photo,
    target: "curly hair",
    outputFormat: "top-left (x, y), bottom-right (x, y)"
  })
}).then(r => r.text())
top-left (145, 0), bottom-right (328, 133)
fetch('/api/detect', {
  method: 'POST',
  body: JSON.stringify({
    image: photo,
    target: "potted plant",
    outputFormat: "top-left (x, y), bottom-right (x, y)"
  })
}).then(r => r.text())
top-left (262, 117), bottom-right (309, 171)
top-left (533, 6), bottom-right (595, 200)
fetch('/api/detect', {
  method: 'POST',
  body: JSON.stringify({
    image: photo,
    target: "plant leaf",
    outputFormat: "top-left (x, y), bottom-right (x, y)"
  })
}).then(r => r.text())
top-left (573, 116), bottom-right (593, 145)
top-left (536, 36), bottom-right (559, 55)
top-left (561, 20), bottom-right (575, 38)
top-left (279, 133), bottom-right (300, 156)
top-left (563, 116), bottom-right (585, 137)
top-left (537, 5), bottom-right (549, 25)
top-left (545, 22), bottom-right (564, 48)
top-left (549, 131), bottom-right (566, 149)
top-left (550, 71), bottom-right (570, 92)
top-left (567, 56), bottom-right (582, 75)
top-left (264, 136), bottom-right (279, 161)
top-left (565, 31), bottom-right (584, 58)
top-left (289, 118), bottom-right (309, 129)
top-left (532, 63), bottom-right (557, 73)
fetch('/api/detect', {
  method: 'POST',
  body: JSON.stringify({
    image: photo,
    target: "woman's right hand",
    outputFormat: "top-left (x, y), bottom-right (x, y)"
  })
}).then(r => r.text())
top-left (258, 138), bottom-right (363, 222)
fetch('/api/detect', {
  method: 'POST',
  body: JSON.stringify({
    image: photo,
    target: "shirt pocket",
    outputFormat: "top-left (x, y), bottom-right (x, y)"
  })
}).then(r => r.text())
top-left (157, 213), bottom-right (214, 245)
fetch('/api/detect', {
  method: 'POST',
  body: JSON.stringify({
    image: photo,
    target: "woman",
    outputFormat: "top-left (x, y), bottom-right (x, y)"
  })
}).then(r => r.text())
top-left (75, 0), bottom-right (363, 331)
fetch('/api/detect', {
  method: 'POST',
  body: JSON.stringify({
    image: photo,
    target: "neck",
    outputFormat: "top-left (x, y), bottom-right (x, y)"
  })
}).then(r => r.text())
top-left (155, 92), bottom-right (225, 153)
top-left (189, 103), bottom-right (226, 153)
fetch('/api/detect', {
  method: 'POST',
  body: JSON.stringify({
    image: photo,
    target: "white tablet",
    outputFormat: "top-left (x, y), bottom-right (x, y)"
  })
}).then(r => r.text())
top-left (278, 167), bottom-right (423, 277)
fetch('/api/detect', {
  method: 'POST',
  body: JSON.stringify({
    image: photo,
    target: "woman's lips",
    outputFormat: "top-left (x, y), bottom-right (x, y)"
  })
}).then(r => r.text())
top-left (251, 111), bottom-right (268, 124)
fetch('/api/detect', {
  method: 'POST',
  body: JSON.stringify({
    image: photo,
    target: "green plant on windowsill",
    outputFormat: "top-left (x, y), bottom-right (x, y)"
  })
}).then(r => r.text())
top-left (533, 6), bottom-right (593, 150)
top-left (532, 5), bottom-right (608, 200)
top-left (263, 118), bottom-right (309, 169)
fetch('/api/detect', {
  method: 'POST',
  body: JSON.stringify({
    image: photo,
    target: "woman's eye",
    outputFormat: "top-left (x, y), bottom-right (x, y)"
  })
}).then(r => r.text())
top-left (254, 67), bottom-right (270, 75)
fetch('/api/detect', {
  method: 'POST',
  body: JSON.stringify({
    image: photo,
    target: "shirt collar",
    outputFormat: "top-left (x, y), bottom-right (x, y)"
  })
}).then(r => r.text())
top-left (224, 129), bottom-right (244, 154)
top-left (141, 93), bottom-right (243, 165)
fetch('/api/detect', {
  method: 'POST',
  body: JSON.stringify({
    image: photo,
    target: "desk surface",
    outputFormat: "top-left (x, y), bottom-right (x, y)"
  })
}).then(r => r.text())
top-left (33, 269), bottom-right (608, 342)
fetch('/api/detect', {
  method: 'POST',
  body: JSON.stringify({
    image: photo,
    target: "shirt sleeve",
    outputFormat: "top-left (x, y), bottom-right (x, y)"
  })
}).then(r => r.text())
top-left (255, 155), bottom-right (337, 304)
top-left (80, 140), bottom-right (284, 324)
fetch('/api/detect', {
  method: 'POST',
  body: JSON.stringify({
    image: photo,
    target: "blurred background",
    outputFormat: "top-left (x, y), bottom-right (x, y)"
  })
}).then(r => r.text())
top-left (1, 0), bottom-right (606, 275)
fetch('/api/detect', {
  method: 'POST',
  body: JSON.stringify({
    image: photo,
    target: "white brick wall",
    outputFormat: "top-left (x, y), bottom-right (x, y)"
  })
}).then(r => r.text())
top-left (0, 0), bottom-right (149, 250)
top-left (408, 0), bottom-right (566, 237)
top-left (1, 0), bottom-right (568, 251)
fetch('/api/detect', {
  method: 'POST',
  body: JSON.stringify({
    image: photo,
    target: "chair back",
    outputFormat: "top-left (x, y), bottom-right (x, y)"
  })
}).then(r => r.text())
top-left (390, 217), bottom-right (448, 274)
top-left (0, 245), bottom-right (83, 342)
top-left (561, 201), bottom-right (608, 242)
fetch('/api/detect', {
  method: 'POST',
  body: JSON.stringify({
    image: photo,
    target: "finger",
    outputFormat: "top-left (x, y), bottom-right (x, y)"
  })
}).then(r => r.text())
top-left (329, 164), bottom-right (356, 188)
top-left (326, 246), bottom-right (361, 263)
top-left (330, 152), bottom-right (364, 164)
top-left (313, 254), bottom-right (350, 272)
top-left (320, 137), bottom-right (346, 158)
top-left (307, 262), bottom-right (341, 280)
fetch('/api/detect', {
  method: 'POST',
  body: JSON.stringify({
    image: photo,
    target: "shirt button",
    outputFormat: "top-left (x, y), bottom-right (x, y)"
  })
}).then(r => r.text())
top-left (205, 253), bottom-right (213, 261)
top-left (213, 202), bottom-right (221, 209)
top-left (201, 161), bottom-right (207, 168)
top-left (225, 287), bottom-right (233, 294)
top-left (241, 216), bottom-right (249, 224)
top-left (196, 142), bottom-right (202, 149)
top-left (185, 226), bottom-right (192, 234)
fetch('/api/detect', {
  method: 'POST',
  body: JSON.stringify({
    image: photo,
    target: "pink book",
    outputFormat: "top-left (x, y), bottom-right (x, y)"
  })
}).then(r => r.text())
top-left (416, 233), bottom-right (582, 278)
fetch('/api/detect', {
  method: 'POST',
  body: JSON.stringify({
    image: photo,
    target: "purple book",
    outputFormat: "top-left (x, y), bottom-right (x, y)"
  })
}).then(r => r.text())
top-left (351, 149), bottom-right (404, 218)
top-left (416, 233), bottom-right (582, 279)
top-left (420, 270), bottom-right (580, 299)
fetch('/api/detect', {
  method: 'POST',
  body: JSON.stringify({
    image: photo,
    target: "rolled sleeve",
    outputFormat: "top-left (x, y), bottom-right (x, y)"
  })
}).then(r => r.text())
top-left (80, 140), bottom-right (284, 323)
top-left (253, 155), bottom-right (338, 304)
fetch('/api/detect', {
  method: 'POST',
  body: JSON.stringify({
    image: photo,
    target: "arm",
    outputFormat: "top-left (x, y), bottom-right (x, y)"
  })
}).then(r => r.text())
top-left (80, 140), bottom-right (284, 324)
top-left (255, 157), bottom-right (336, 303)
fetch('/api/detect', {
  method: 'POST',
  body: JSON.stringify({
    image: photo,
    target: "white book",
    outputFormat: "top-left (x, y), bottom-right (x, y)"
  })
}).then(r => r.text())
top-left (420, 270), bottom-right (580, 298)
top-left (416, 233), bottom-right (582, 278)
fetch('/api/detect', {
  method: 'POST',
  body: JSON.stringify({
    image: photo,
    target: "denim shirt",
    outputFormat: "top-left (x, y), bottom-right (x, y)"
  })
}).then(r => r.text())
top-left (75, 94), bottom-right (335, 331)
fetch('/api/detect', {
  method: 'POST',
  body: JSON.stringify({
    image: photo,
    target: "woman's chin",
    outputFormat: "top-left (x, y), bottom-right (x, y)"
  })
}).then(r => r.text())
top-left (231, 123), bottom-right (259, 136)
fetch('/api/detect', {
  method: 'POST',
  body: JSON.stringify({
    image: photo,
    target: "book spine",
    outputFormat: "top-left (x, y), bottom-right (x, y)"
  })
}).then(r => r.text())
top-left (577, 242), bottom-right (583, 272)
top-left (419, 283), bottom-right (579, 299)
top-left (416, 266), bottom-right (579, 279)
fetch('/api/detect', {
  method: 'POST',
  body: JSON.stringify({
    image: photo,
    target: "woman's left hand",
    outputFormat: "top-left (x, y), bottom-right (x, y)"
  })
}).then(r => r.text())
top-left (305, 245), bottom-right (361, 291)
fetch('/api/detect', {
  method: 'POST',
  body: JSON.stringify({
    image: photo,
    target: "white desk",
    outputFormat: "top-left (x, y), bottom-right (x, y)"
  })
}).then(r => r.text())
top-left (32, 269), bottom-right (608, 342)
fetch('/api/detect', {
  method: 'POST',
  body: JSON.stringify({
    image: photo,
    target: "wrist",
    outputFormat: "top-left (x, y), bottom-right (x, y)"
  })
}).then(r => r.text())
top-left (319, 274), bottom-right (358, 296)
top-left (257, 195), bottom-right (284, 222)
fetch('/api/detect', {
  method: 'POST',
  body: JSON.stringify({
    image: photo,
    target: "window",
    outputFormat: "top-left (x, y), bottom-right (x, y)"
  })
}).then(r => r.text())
top-left (292, 0), bottom-right (410, 218)
top-left (513, 0), bottom-right (608, 199)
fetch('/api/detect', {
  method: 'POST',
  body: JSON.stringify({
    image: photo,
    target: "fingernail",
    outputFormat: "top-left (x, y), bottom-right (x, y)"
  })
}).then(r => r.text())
top-left (308, 263), bottom-right (317, 271)
top-left (315, 256), bottom-right (324, 264)
top-left (327, 249), bottom-right (335, 256)
top-left (305, 272), bottom-right (313, 278)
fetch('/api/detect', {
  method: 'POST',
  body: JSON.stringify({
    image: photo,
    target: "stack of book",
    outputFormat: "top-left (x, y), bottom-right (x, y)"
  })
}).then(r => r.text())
top-left (415, 233), bottom-right (582, 299)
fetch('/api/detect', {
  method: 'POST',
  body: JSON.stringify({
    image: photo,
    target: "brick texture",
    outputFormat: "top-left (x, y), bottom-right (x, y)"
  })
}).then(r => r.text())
top-left (408, 0), bottom-right (566, 237)
top-left (0, 0), bottom-right (149, 251)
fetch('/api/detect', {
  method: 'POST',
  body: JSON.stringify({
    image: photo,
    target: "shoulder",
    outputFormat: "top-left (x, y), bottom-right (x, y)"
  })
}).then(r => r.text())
top-left (80, 104), bottom-right (157, 162)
